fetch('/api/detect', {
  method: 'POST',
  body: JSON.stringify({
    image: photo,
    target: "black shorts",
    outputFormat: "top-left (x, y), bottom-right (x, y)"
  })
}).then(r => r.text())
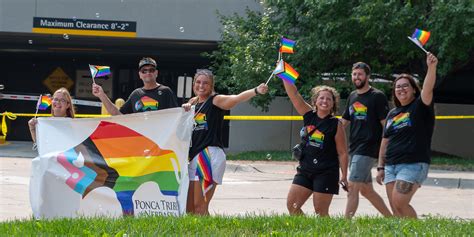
top-left (292, 167), bottom-right (340, 194)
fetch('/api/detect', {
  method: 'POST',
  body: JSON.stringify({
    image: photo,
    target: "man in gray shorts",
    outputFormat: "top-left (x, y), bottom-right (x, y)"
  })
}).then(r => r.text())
top-left (341, 62), bottom-right (392, 218)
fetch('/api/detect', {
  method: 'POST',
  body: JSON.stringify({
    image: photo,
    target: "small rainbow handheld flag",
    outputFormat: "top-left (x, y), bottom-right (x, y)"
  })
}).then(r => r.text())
top-left (37, 95), bottom-right (52, 111)
top-left (196, 148), bottom-right (213, 198)
top-left (89, 65), bottom-right (111, 79)
top-left (411, 28), bottom-right (430, 46)
top-left (407, 28), bottom-right (430, 53)
top-left (275, 60), bottom-right (299, 84)
top-left (279, 37), bottom-right (296, 54)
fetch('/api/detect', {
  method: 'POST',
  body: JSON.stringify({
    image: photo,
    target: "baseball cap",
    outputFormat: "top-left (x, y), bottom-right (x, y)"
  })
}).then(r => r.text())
top-left (138, 57), bottom-right (157, 69)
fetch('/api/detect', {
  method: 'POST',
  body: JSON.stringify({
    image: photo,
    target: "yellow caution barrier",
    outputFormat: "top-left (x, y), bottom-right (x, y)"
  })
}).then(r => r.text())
top-left (224, 115), bottom-right (474, 120)
top-left (1, 111), bottom-right (473, 144)
top-left (2, 112), bottom-right (474, 120)
top-left (1, 112), bottom-right (17, 144)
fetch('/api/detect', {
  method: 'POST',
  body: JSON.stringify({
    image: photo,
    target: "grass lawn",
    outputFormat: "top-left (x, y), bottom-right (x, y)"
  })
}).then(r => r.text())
top-left (1, 215), bottom-right (472, 236)
top-left (227, 151), bottom-right (474, 171)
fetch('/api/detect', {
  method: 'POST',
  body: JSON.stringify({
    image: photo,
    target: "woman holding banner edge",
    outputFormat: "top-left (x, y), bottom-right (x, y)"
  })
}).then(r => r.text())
top-left (28, 87), bottom-right (75, 143)
top-left (281, 79), bottom-right (348, 216)
top-left (376, 52), bottom-right (438, 218)
top-left (182, 69), bottom-right (268, 215)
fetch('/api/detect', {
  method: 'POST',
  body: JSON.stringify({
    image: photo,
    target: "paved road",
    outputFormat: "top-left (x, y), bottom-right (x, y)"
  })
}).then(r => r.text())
top-left (1, 157), bottom-right (473, 221)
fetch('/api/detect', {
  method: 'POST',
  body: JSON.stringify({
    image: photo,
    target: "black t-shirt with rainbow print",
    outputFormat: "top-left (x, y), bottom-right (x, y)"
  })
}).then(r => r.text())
top-left (383, 96), bottom-right (435, 165)
top-left (189, 95), bottom-right (225, 160)
top-left (119, 85), bottom-right (178, 114)
top-left (300, 111), bottom-right (339, 172)
top-left (342, 87), bottom-right (389, 158)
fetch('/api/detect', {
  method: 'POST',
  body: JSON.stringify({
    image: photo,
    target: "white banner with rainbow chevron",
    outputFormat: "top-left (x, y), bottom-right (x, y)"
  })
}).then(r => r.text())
top-left (30, 108), bottom-right (194, 219)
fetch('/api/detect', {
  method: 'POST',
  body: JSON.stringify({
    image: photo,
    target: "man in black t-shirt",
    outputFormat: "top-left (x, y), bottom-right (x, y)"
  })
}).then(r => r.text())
top-left (341, 62), bottom-right (392, 218)
top-left (92, 57), bottom-right (178, 114)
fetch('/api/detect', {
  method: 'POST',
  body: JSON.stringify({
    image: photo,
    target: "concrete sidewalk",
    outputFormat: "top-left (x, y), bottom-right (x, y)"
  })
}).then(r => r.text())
top-left (226, 161), bottom-right (474, 190)
top-left (1, 141), bottom-right (473, 188)
top-left (0, 141), bottom-right (37, 159)
top-left (216, 161), bottom-right (474, 218)
top-left (1, 141), bottom-right (473, 220)
top-left (1, 157), bottom-right (473, 221)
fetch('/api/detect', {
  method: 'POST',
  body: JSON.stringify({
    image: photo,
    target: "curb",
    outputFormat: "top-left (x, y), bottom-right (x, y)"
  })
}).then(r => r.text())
top-left (2, 142), bottom-right (473, 190)
top-left (226, 162), bottom-right (474, 190)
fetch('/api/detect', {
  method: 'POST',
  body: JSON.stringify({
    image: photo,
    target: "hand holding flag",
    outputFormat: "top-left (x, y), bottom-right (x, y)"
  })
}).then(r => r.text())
top-left (89, 65), bottom-right (111, 84)
top-left (407, 28), bottom-right (431, 54)
top-left (266, 37), bottom-right (297, 85)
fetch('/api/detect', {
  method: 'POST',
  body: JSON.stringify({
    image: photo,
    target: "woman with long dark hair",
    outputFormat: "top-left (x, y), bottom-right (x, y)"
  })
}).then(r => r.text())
top-left (376, 53), bottom-right (438, 218)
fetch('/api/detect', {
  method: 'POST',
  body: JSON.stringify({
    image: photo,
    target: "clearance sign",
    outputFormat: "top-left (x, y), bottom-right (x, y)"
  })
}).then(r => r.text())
top-left (32, 17), bottom-right (136, 38)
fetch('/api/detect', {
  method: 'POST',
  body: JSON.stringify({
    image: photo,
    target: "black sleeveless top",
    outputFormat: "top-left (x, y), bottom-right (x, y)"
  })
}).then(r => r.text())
top-left (300, 111), bottom-right (340, 172)
top-left (189, 95), bottom-right (225, 160)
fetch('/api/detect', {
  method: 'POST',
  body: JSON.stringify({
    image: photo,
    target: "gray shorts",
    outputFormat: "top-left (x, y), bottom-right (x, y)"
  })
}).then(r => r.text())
top-left (188, 146), bottom-right (226, 184)
top-left (349, 155), bottom-right (376, 183)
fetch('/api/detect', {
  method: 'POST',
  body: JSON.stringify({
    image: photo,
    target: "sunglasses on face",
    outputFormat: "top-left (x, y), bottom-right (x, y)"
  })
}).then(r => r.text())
top-left (140, 68), bottom-right (156, 74)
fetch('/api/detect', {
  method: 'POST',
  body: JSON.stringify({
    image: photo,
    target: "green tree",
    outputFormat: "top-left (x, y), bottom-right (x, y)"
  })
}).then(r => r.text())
top-left (208, 0), bottom-right (474, 110)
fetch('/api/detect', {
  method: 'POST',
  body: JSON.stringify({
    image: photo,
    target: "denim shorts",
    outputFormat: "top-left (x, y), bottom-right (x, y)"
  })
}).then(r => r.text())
top-left (349, 155), bottom-right (376, 183)
top-left (384, 162), bottom-right (429, 185)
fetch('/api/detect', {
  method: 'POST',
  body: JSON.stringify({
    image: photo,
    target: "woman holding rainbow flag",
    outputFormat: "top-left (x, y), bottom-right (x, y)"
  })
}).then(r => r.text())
top-left (376, 52), bottom-right (438, 218)
top-left (281, 80), bottom-right (349, 217)
top-left (182, 69), bottom-right (268, 215)
top-left (28, 87), bottom-right (75, 143)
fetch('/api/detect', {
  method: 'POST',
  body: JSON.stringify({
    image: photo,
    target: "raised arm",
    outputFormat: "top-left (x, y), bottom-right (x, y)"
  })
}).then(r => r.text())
top-left (92, 83), bottom-right (122, 115)
top-left (213, 83), bottom-right (268, 110)
top-left (421, 52), bottom-right (438, 106)
top-left (335, 121), bottom-right (349, 187)
top-left (282, 80), bottom-right (312, 115)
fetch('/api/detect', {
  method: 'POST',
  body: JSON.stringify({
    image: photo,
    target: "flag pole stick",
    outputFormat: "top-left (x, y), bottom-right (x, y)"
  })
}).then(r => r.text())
top-left (265, 73), bottom-right (274, 86)
top-left (416, 44), bottom-right (428, 54)
top-left (407, 36), bottom-right (428, 54)
top-left (89, 64), bottom-right (96, 84)
top-left (266, 50), bottom-right (283, 86)
top-left (34, 95), bottom-right (40, 118)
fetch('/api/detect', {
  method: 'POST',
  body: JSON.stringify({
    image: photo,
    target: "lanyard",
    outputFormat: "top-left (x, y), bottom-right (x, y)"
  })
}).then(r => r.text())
top-left (194, 96), bottom-right (210, 118)
top-left (192, 96), bottom-right (211, 131)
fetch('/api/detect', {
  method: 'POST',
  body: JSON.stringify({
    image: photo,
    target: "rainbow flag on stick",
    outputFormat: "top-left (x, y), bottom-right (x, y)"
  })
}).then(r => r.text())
top-left (407, 28), bottom-right (430, 54)
top-left (89, 65), bottom-right (111, 83)
top-left (196, 148), bottom-right (213, 199)
top-left (37, 95), bottom-right (52, 111)
top-left (275, 60), bottom-right (299, 84)
top-left (279, 37), bottom-right (296, 54)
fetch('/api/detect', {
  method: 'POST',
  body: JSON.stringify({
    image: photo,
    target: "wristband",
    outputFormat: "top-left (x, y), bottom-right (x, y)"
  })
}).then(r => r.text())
top-left (254, 87), bottom-right (259, 95)
top-left (377, 167), bottom-right (385, 171)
